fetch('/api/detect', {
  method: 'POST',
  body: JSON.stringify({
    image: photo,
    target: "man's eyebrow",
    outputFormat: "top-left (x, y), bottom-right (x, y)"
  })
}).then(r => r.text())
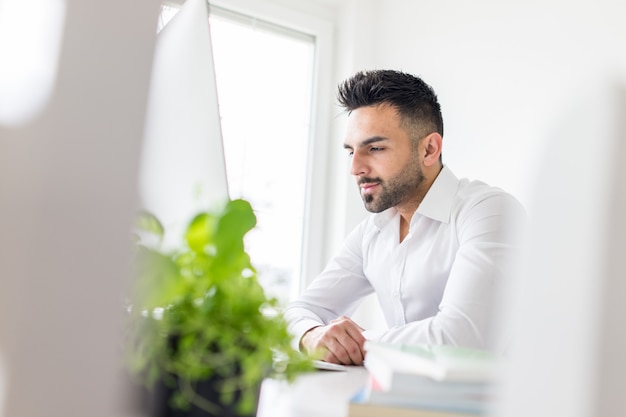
top-left (343, 136), bottom-right (388, 149)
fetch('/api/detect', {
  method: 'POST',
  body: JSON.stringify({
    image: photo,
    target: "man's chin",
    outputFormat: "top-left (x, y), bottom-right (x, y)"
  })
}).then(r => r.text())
top-left (363, 200), bottom-right (385, 213)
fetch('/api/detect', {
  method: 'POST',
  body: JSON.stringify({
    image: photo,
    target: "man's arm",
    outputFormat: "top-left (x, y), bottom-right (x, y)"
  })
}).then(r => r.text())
top-left (283, 222), bottom-right (375, 364)
top-left (284, 270), bottom-right (373, 364)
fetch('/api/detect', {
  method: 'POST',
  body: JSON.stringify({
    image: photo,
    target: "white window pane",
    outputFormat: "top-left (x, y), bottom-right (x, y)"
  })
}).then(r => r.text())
top-left (209, 10), bottom-right (315, 305)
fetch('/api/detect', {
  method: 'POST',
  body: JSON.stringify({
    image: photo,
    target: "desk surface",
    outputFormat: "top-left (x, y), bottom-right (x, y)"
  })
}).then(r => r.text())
top-left (256, 366), bottom-right (368, 417)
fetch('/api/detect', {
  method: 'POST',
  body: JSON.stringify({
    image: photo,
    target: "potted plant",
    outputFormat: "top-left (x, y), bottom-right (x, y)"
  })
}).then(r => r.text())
top-left (125, 198), bottom-right (312, 417)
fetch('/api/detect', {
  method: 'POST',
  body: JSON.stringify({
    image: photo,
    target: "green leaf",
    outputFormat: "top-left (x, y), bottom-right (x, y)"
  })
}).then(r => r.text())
top-left (134, 210), bottom-right (165, 241)
top-left (186, 212), bottom-right (212, 254)
top-left (214, 199), bottom-right (256, 254)
top-left (133, 246), bottom-right (183, 309)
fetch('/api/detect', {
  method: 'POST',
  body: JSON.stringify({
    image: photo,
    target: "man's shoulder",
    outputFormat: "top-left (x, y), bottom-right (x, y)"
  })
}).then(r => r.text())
top-left (455, 174), bottom-right (516, 200)
top-left (455, 177), bottom-right (526, 218)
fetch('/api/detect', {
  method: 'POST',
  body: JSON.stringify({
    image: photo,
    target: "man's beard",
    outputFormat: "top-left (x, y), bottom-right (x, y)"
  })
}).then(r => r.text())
top-left (359, 160), bottom-right (425, 213)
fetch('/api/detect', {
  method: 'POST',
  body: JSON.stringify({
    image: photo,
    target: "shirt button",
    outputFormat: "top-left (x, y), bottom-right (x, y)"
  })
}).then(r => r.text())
top-left (393, 291), bottom-right (401, 298)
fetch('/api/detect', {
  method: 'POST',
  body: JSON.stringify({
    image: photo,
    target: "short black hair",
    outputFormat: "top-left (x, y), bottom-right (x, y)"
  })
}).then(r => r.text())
top-left (337, 69), bottom-right (444, 138)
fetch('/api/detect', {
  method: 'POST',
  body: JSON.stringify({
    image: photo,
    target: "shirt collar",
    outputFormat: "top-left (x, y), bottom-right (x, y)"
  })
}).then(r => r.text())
top-left (416, 165), bottom-right (458, 224)
top-left (372, 165), bottom-right (459, 229)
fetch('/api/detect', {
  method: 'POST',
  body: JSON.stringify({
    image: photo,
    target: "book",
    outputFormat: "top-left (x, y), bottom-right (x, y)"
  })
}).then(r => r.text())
top-left (348, 342), bottom-right (501, 416)
top-left (348, 401), bottom-right (479, 417)
top-left (365, 349), bottom-right (491, 394)
top-left (363, 341), bottom-right (501, 384)
top-left (348, 384), bottom-right (488, 417)
top-left (353, 372), bottom-right (493, 415)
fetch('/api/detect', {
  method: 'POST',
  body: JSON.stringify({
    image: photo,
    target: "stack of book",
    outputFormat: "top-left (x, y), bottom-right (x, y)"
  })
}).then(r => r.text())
top-left (348, 341), bottom-right (503, 417)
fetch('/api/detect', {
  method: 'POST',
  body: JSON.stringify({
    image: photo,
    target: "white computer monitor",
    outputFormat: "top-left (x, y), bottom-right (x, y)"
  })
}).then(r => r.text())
top-left (139, 0), bottom-right (229, 248)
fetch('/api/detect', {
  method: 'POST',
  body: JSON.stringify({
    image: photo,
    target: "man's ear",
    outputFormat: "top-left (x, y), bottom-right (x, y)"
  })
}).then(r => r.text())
top-left (421, 132), bottom-right (443, 167)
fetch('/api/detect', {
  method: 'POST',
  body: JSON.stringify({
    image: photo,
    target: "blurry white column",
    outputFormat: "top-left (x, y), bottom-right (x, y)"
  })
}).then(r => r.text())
top-left (0, 1), bottom-right (160, 416)
top-left (494, 78), bottom-right (626, 417)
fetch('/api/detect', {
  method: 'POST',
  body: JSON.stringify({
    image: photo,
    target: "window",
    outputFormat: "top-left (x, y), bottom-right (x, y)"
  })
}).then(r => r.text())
top-left (208, 6), bottom-right (315, 305)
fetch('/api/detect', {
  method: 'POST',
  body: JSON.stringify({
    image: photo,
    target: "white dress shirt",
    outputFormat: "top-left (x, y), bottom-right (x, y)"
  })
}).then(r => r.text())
top-left (284, 166), bottom-right (526, 352)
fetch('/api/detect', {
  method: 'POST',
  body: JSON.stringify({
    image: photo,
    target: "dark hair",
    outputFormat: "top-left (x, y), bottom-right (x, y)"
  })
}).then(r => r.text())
top-left (337, 69), bottom-right (444, 138)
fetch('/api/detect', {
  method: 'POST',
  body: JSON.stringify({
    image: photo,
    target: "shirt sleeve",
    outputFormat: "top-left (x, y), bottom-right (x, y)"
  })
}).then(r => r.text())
top-left (367, 191), bottom-right (526, 353)
top-left (283, 222), bottom-right (375, 350)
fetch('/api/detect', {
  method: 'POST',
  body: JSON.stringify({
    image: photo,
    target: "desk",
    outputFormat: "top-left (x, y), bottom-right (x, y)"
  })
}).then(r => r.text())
top-left (256, 366), bottom-right (368, 417)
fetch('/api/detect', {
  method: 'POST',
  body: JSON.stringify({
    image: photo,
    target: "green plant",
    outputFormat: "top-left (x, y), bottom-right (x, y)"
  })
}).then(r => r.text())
top-left (126, 198), bottom-right (312, 415)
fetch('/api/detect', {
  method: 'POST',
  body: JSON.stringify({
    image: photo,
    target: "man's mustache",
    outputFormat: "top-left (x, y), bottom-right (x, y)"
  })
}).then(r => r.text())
top-left (357, 177), bottom-right (382, 185)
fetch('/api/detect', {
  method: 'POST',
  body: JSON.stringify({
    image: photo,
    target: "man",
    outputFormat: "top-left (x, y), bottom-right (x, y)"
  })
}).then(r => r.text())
top-left (284, 69), bottom-right (525, 365)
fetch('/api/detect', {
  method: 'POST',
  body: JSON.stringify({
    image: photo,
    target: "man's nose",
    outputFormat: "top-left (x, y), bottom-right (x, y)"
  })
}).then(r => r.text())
top-left (349, 151), bottom-right (367, 177)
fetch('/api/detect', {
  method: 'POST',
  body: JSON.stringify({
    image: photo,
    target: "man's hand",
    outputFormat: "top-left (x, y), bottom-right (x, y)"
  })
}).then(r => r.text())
top-left (300, 316), bottom-right (366, 365)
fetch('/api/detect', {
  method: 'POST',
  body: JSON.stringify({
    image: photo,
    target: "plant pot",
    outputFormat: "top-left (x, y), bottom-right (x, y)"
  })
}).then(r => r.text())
top-left (147, 373), bottom-right (260, 417)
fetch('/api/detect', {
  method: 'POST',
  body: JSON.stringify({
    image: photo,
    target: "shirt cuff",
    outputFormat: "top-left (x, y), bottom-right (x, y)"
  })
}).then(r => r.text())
top-left (362, 329), bottom-right (385, 342)
top-left (289, 318), bottom-right (323, 351)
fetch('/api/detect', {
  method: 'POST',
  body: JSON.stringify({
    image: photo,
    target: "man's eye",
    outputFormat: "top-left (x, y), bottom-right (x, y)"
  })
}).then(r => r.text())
top-left (370, 147), bottom-right (383, 152)
top-left (347, 150), bottom-right (354, 157)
